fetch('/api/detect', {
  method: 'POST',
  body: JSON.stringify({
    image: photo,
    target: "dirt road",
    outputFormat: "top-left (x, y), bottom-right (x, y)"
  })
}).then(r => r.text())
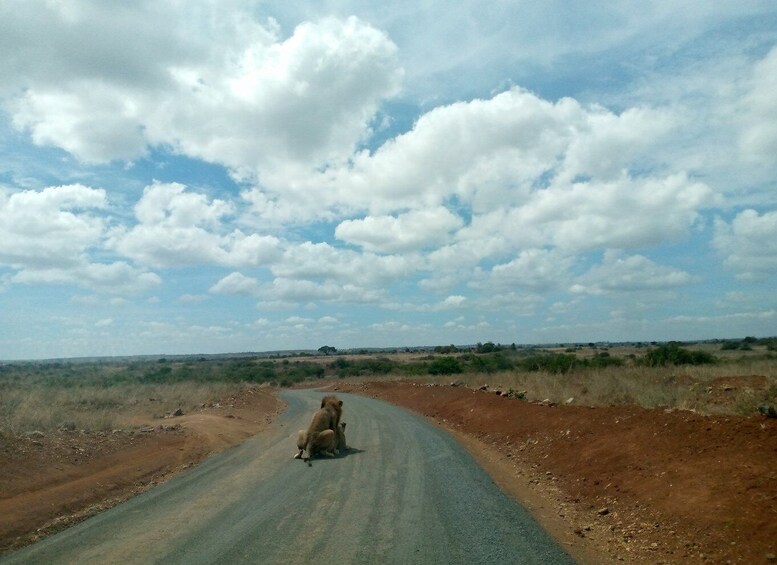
top-left (0, 390), bottom-right (573, 564)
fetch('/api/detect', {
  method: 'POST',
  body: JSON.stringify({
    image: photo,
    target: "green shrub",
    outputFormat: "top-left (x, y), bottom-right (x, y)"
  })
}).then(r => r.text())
top-left (428, 357), bottom-right (463, 375)
top-left (519, 353), bottom-right (579, 373)
top-left (644, 343), bottom-right (716, 366)
top-left (330, 357), bottom-right (398, 377)
top-left (589, 355), bottom-right (624, 369)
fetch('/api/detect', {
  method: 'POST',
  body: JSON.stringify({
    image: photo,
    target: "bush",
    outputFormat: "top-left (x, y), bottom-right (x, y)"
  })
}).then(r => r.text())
top-left (644, 343), bottom-right (716, 366)
top-left (428, 357), bottom-right (463, 375)
top-left (589, 355), bottom-right (624, 369)
top-left (519, 353), bottom-right (579, 373)
top-left (330, 357), bottom-right (398, 377)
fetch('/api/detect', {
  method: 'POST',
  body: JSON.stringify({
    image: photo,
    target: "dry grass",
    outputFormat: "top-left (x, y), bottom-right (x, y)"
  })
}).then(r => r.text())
top-left (373, 357), bottom-right (777, 416)
top-left (2, 345), bottom-right (774, 435)
top-left (0, 382), bottom-right (247, 435)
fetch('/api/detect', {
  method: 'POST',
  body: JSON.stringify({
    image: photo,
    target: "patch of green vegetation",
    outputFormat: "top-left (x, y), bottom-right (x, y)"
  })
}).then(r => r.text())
top-left (642, 343), bottom-right (717, 366)
top-left (428, 356), bottom-right (463, 375)
top-left (329, 357), bottom-right (397, 377)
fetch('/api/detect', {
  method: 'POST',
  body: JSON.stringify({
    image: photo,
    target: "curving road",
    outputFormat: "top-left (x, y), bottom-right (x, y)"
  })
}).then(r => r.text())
top-left (1, 390), bottom-right (574, 564)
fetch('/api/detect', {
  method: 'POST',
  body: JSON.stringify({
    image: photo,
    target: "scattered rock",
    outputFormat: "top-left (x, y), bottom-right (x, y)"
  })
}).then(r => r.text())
top-left (172, 408), bottom-right (184, 417)
top-left (597, 507), bottom-right (610, 516)
top-left (758, 404), bottom-right (777, 418)
top-left (24, 431), bottom-right (45, 439)
top-left (479, 384), bottom-right (489, 391)
top-left (565, 397), bottom-right (575, 405)
top-left (766, 553), bottom-right (776, 562)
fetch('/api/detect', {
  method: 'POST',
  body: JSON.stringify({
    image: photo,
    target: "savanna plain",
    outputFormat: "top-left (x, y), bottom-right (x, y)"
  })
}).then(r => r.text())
top-left (1, 339), bottom-right (776, 564)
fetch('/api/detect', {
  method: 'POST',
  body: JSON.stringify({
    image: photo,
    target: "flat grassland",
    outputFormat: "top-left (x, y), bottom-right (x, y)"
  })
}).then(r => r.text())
top-left (1, 339), bottom-right (775, 563)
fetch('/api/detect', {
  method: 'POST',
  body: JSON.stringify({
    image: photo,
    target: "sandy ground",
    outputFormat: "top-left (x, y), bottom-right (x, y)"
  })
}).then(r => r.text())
top-left (1, 379), bottom-right (776, 564)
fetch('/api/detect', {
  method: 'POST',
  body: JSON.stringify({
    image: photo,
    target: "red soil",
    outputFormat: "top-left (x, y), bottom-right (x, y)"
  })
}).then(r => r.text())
top-left (337, 380), bottom-right (777, 564)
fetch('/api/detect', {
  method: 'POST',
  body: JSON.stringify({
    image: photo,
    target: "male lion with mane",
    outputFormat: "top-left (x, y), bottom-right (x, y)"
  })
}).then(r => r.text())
top-left (293, 395), bottom-right (344, 463)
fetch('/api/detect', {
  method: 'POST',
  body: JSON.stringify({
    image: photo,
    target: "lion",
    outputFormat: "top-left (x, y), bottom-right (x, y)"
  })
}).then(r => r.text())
top-left (335, 421), bottom-right (347, 452)
top-left (294, 421), bottom-right (346, 460)
top-left (293, 395), bottom-right (343, 462)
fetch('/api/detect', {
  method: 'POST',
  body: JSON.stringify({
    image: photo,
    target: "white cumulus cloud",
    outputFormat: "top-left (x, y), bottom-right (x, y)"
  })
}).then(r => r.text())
top-left (335, 207), bottom-right (463, 253)
top-left (210, 272), bottom-right (262, 296)
top-left (570, 251), bottom-right (695, 295)
top-left (0, 184), bottom-right (106, 268)
top-left (485, 249), bottom-right (575, 291)
top-left (0, 184), bottom-right (160, 294)
top-left (713, 209), bottom-right (777, 281)
top-left (739, 46), bottom-right (777, 164)
top-left (3, 5), bottom-right (403, 176)
top-left (108, 182), bottom-right (281, 268)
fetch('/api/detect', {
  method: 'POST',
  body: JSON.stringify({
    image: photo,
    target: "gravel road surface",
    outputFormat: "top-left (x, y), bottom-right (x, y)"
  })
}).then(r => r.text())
top-left (1, 390), bottom-right (574, 564)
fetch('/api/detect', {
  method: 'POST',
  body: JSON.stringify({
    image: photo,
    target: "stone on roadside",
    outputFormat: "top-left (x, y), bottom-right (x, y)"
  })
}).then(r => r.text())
top-left (758, 404), bottom-right (777, 418)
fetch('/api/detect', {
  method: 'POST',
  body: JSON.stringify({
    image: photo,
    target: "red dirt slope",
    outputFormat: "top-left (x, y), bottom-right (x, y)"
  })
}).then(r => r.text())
top-left (339, 381), bottom-right (777, 564)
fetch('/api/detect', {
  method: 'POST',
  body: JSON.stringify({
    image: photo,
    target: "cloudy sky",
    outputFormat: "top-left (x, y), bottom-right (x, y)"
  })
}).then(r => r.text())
top-left (1, 1), bottom-right (776, 359)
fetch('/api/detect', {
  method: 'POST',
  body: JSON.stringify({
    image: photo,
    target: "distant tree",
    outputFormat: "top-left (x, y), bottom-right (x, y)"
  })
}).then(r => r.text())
top-left (318, 345), bottom-right (337, 355)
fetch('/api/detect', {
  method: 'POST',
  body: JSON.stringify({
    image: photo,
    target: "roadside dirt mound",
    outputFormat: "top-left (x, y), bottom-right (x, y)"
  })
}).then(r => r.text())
top-left (0, 387), bottom-right (283, 553)
top-left (336, 381), bottom-right (777, 564)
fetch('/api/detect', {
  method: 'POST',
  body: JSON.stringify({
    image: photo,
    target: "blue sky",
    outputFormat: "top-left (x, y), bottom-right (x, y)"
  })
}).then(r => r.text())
top-left (1, 1), bottom-right (776, 359)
